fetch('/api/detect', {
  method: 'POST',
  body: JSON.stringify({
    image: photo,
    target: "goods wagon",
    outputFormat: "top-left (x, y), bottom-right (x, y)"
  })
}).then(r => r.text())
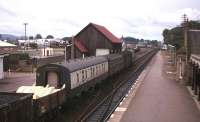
top-left (0, 92), bottom-right (33, 122)
top-left (16, 85), bottom-right (66, 121)
top-left (122, 51), bottom-right (133, 69)
top-left (107, 53), bottom-right (124, 76)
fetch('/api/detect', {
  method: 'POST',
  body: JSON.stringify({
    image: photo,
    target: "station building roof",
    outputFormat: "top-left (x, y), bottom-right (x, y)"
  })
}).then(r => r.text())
top-left (75, 23), bottom-right (122, 44)
top-left (90, 23), bottom-right (122, 44)
top-left (0, 40), bottom-right (16, 47)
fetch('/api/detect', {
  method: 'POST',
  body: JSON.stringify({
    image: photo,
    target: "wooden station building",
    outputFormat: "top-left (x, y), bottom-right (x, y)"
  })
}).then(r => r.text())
top-left (66, 23), bottom-right (122, 59)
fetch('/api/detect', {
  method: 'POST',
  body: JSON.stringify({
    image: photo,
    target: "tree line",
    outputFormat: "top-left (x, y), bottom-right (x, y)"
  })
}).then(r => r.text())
top-left (28, 34), bottom-right (54, 40)
top-left (123, 37), bottom-right (159, 46)
top-left (162, 20), bottom-right (200, 49)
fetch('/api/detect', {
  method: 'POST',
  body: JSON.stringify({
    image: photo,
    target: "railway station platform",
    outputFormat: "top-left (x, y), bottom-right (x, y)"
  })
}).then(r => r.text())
top-left (109, 51), bottom-right (200, 122)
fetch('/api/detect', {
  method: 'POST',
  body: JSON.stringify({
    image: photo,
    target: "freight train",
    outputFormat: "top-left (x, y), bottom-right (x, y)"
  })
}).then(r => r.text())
top-left (0, 51), bottom-right (133, 122)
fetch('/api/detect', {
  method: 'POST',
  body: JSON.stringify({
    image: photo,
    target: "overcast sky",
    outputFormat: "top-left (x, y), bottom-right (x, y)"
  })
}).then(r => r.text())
top-left (0, 0), bottom-right (200, 40)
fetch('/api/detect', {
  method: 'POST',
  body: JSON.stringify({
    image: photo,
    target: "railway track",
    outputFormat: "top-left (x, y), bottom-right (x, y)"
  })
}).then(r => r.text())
top-left (76, 49), bottom-right (158, 122)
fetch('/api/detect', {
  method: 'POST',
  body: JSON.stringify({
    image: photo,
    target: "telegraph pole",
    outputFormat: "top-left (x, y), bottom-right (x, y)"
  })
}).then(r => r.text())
top-left (182, 14), bottom-right (189, 63)
top-left (71, 35), bottom-right (74, 59)
top-left (23, 23), bottom-right (28, 51)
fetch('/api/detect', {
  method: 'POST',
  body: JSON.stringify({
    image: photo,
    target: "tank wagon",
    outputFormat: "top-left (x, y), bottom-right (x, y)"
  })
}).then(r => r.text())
top-left (0, 51), bottom-right (133, 122)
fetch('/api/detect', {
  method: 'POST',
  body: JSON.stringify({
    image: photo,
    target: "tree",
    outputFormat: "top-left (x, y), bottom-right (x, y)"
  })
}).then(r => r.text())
top-left (46, 35), bottom-right (54, 39)
top-left (162, 27), bottom-right (184, 49)
top-left (62, 37), bottom-right (70, 41)
top-left (151, 40), bottom-right (158, 47)
top-left (188, 20), bottom-right (200, 29)
top-left (162, 29), bottom-right (170, 44)
top-left (35, 34), bottom-right (42, 39)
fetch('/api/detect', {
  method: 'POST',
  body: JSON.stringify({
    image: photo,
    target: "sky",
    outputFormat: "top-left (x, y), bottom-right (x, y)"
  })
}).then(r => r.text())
top-left (0, 0), bottom-right (200, 41)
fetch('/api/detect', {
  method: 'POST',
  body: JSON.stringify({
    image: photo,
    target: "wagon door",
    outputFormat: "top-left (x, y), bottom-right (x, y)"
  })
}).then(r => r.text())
top-left (46, 71), bottom-right (59, 87)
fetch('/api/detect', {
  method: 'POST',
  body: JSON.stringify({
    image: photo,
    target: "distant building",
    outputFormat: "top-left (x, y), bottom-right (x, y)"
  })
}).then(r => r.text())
top-left (0, 40), bottom-right (17, 53)
top-left (18, 38), bottom-right (62, 48)
top-left (0, 41), bottom-right (16, 79)
top-left (42, 47), bottom-right (54, 57)
top-left (137, 41), bottom-right (147, 48)
top-left (122, 39), bottom-right (138, 51)
top-left (66, 23), bottom-right (122, 59)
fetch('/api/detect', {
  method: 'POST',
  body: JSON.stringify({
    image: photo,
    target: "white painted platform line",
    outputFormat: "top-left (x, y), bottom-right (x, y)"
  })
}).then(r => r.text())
top-left (123, 97), bottom-right (126, 101)
top-left (187, 86), bottom-right (200, 111)
top-left (116, 107), bottom-right (127, 112)
top-left (166, 71), bottom-right (176, 74)
top-left (110, 114), bottom-right (114, 118)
